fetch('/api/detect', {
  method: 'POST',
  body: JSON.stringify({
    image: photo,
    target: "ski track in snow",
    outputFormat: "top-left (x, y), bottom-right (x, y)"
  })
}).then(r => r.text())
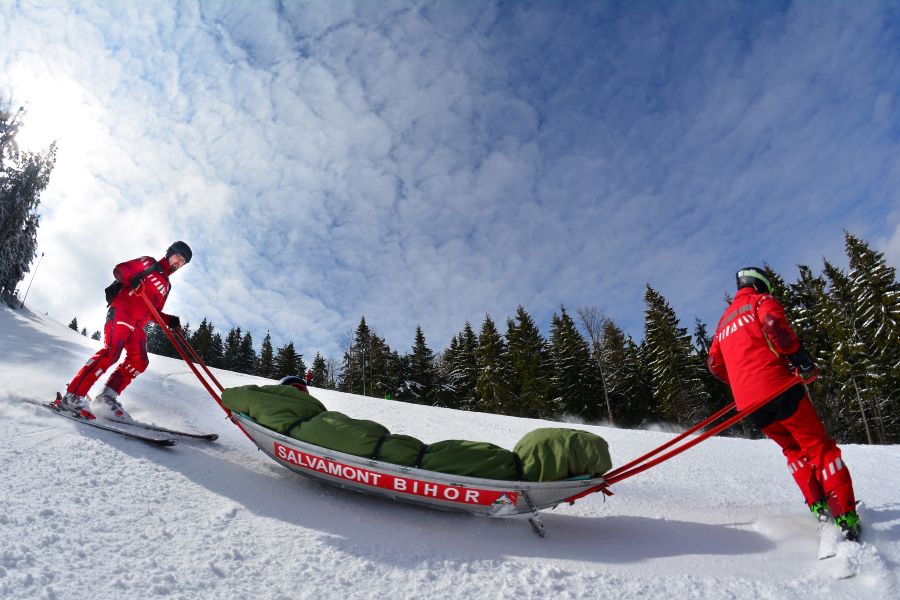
top-left (0, 305), bottom-right (898, 599)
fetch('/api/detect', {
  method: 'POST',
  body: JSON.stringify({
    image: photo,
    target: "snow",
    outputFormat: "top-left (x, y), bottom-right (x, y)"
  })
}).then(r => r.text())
top-left (1, 305), bottom-right (898, 600)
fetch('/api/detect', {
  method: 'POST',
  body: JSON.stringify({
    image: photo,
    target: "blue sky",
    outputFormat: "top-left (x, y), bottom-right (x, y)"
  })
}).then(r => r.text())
top-left (2, 0), bottom-right (899, 361)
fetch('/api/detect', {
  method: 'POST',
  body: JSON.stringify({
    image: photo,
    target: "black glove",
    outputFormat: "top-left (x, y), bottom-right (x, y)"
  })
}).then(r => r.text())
top-left (129, 275), bottom-right (143, 290)
top-left (787, 347), bottom-right (818, 383)
top-left (168, 315), bottom-right (181, 331)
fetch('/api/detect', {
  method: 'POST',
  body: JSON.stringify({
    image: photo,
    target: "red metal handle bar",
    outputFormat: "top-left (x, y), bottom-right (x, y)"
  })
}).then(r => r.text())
top-left (604, 398), bottom-right (762, 485)
top-left (604, 401), bottom-right (736, 480)
top-left (562, 396), bottom-right (768, 504)
top-left (138, 288), bottom-right (253, 440)
top-left (172, 327), bottom-right (225, 393)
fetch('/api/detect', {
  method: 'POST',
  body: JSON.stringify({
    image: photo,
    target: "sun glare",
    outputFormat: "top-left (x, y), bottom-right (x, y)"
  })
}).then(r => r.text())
top-left (11, 73), bottom-right (104, 154)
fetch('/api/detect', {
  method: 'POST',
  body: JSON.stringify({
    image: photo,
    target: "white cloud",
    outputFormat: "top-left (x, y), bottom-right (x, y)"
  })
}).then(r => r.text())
top-left (3, 0), bottom-right (900, 363)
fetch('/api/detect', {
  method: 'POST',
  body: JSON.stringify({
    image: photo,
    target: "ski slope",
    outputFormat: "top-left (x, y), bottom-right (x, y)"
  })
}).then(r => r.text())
top-left (1, 305), bottom-right (897, 599)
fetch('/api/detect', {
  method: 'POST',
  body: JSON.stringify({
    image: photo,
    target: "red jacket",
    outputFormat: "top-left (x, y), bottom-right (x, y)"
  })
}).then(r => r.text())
top-left (110, 256), bottom-right (175, 329)
top-left (707, 287), bottom-right (802, 411)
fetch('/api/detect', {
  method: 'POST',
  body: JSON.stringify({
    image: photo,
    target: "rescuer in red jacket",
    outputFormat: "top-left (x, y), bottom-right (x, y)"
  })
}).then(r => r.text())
top-left (56, 241), bottom-right (192, 421)
top-left (708, 267), bottom-right (860, 541)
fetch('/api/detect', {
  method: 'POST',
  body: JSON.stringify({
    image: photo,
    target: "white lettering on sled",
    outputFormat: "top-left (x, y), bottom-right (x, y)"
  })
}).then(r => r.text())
top-left (272, 442), bottom-right (512, 507)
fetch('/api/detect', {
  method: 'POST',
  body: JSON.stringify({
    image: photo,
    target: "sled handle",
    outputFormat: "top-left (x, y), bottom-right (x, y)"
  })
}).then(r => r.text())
top-left (138, 289), bottom-right (246, 431)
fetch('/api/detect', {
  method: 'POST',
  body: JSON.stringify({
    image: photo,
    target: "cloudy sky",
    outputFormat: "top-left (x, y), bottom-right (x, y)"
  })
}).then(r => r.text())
top-left (2, 0), bottom-right (899, 361)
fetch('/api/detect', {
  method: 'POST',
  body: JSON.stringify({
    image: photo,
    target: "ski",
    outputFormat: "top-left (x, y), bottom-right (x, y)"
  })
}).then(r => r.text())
top-left (24, 398), bottom-right (177, 447)
top-left (103, 416), bottom-right (218, 441)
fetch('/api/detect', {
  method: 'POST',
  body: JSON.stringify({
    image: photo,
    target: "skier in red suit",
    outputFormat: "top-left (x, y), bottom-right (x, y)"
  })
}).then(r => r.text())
top-left (56, 241), bottom-right (192, 421)
top-left (708, 267), bottom-right (860, 541)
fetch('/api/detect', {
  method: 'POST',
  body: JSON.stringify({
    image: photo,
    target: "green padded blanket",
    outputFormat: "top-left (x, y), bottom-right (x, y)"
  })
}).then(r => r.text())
top-left (373, 434), bottom-right (425, 467)
top-left (419, 440), bottom-right (521, 481)
top-left (221, 384), bottom-right (326, 434)
top-left (224, 385), bottom-right (612, 482)
top-left (290, 411), bottom-right (389, 457)
top-left (513, 427), bottom-right (612, 480)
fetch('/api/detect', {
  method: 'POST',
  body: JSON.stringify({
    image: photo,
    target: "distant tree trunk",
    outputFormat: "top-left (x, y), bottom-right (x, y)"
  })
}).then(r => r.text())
top-left (576, 306), bottom-right (614, 425)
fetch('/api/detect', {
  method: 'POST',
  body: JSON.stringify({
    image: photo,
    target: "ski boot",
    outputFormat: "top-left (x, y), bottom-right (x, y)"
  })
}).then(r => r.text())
top-left (835, 510), bottom-right (861, 542)
top-left (809, 499), bottom-right (830, 524)
top-left (54, 392), bottom-right (95, 420)
top-left (91, 386), bottom-right (130, 420)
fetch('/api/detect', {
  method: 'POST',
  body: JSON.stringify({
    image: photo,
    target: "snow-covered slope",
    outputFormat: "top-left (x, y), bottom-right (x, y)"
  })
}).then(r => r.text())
top-left (1, 305), bottom-right (897, 599)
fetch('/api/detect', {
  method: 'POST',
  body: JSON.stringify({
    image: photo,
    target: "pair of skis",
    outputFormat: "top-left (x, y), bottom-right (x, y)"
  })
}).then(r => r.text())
top-left (27, 396), bottom-right (218, 447)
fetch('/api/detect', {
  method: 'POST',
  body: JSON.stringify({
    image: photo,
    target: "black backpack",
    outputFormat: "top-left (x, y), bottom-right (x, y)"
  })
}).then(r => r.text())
top-left (104, 262), bottom-right (163, 305)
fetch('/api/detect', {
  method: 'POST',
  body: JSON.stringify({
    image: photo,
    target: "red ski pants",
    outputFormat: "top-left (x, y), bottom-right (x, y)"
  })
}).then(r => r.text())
top-left (757, 390), bottom-right (856, 517)
top-left (66, 308), bottom-right (149, 397)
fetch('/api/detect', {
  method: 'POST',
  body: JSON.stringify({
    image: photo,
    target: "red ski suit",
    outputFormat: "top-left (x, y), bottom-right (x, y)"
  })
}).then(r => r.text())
top-left (708, 287), bottom-right (856, 516)
top-left (67, 256), bottom-right (177, 398)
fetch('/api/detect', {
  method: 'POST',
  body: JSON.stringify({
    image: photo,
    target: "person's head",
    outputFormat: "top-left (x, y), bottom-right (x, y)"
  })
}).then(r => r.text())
top-left (279, 375), bottom-right (308, 393)
top-left (735, 266), bottom-right (773, 294)
top-left (166, 241), bottom-right (192, 272)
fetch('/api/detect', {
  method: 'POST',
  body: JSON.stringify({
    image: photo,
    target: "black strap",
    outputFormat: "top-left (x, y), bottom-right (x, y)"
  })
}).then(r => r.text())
top-left (413, 443), bottom-right (430, 468)
top-left (512, 452), bottom-right (524, 481)
top-left (371, 432), bottom-right (390, 459)
top-left (285, 416), bottom-right (312, 434)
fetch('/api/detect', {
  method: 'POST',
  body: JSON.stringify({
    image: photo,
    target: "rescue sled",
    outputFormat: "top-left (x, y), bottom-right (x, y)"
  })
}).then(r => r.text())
top-left (235, 411), bottom-right (606, 526)
top-left (141, 289), bottom-right (764, 536)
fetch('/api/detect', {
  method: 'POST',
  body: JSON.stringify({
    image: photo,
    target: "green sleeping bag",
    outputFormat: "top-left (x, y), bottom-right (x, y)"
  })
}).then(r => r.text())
top-left (420, 440), bottom-right (521, 481)
top-left (514, 428), bottom-right (612, 481)
top-left (221, 384), bottom-right (326, 434)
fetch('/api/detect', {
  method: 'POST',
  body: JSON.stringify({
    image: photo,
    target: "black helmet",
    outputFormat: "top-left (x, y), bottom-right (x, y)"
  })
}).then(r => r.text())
top-left (279, 375), bottom-right (308, 391)
top-left (736, 266), bottom-right (773, 294)
top-left (166, 241), bottom-right (192, 264)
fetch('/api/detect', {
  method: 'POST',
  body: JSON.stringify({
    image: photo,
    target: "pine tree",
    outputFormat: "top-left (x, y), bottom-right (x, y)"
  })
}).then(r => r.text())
top-left (693, 316), bottom-right (740, 434)
top-left (235, 331), bottom-right (257, 375)
top-left (80, 327), bottom-right (87, 337)
top-left (443, 322), bottom-right (479, 410)
top-left (366, 334), bottom-right (396, 399)
top-left (404, 326), bottom-right (437, 405)
top-left (506, 306), bottom-right (550, 418)
top-left (599, 321), bottom-right (654, 427)
top-left (145, 322), bottom-right (169, 356)
top-left (845, 232), bottom-right (900, 442)
top-left (821, 260), bottom-right (873, 443)
top-left (340, 318), bottom-right (371, 395)
top-left (223, 327), bottom-right (242, 371)
top-left (91, 330), bottom-right (101, 341)
top-left (257, 332), bottom-right (275, 379)
top-left (208, 332), bottom-right (225, 368)
top-left (475, 314), bottom-right (512, 414)
top-left (643, 285), bottom-right (710, 425)
top-left (548, 306), bottom-right (599, 419)
top-left (189, 319), bottom-right (214, 364)
top-left (273, 342), bottom-right (303, 380)
top-left (310, 352), bottom-right (329, 388)
top-left (439, 334), bottom-right (462, 408)
top-left (0, 99), bottom-right (56, 302)
top-left (68, 318), bottom-right (78, 332)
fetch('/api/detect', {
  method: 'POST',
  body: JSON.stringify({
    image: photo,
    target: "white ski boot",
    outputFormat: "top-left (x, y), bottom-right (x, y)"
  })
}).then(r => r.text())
top-left (55, 392), bottom-right (95, 420)
top-left (91, 387), bottom-right (130, 420)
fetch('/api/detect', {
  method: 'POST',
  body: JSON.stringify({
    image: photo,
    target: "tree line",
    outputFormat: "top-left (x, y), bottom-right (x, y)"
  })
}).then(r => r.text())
top-left (0, 96), bottom-right (56, 305)
top-left (67, 231), bottom-right (892, 445)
